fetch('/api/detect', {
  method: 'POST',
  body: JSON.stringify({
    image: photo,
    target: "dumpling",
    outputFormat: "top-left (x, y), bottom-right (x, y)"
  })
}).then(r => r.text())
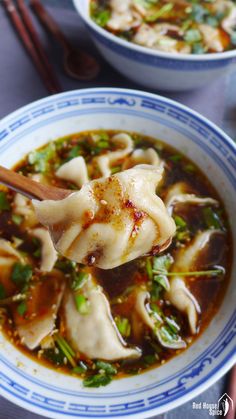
top-left (15, 271), bottom-right (65, 350)
top-left (222, 4), bottom-right (236, 35)
top-left (13, 174), bottom-right (48, 228)
top-left (173, 229), bottom-right (222, 272)
top-left (199, 24), bottom-right (224, 52)
top-left (133, 23), bottom-right (191, 53)
top-left (33, 165), bottom-right (176, 269)
top-left (63, 278), bottom-right (141, 360)
top-left (166, 230), bottom-right (221, 334)
top-left (122, 148), bottom-right (163, 170)
top-left (107, 0), bottom-right (141, 31)
top-left (134, 289), bottom-right (186, 349)
top-left (165, 182), bottom-right (218, 214)
top-left (95, 133), bottom-right (133, 177)
top-left (0, 239), bottom-right (23, 281)
top-left (166, 277), bottom-right (200, 335)
top-left (30, 228), bottom-right (58, 272)
top-left (13, 193), bottom-right (38, 228)
top-left (56, 156), bottom-right (89, 188)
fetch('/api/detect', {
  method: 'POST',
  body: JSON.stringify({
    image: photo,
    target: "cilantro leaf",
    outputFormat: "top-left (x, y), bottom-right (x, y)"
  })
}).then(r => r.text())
top-left (96, 361), bottom-right (117, 375)
top-left (153, 274), bottom-right (170, 291)
top-left (11, 263), bottom-right (33, 286)
top-left (153, 254), bottom-right (173, 273)
top-left (83, 374), bottom-right (112, 388)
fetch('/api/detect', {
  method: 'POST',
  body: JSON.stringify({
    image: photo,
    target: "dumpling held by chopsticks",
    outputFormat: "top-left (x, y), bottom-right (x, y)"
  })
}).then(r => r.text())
top-left (33, 165), bottom-right (176, 269)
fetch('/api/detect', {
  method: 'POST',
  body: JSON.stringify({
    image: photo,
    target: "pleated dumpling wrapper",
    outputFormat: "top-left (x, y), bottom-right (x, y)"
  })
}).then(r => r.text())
top-left (33, 165), bottom-right (176, 269)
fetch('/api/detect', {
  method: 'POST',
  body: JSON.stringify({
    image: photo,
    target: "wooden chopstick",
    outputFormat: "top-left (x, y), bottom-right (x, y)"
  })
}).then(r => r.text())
top-left (16, 0), bottom-right (62, 93)
top-left (3, 0), bottom-right (61, 94)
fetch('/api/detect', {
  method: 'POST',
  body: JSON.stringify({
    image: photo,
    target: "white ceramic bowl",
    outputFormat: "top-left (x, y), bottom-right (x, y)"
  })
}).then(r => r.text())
top-left (73, 0), bottom-right (236, 91)
top-left (0, 88), bottom-right (235, 419)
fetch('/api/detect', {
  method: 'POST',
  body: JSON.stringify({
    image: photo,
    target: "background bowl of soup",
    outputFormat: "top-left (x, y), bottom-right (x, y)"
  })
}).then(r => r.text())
top-left (0, 87), bottom-right (235, 419)
top-left (73, 0), bottom-right (236, 91)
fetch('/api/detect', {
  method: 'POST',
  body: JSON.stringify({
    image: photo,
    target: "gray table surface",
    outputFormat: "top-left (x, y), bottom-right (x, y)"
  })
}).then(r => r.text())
top-left (0, 1), bottom-right (235, 418)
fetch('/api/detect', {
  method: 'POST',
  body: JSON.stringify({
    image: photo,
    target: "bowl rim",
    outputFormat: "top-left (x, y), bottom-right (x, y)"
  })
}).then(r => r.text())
top-left (73, 0), bottom-right (236, 62)
top-left (0, 87), bottom-right (235, 419)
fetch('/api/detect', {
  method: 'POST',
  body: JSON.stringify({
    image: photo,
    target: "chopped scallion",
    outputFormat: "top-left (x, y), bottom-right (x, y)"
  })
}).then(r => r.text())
top-left (71, 272), bottom-right (90, 291)
top-left (17, 301), bottom-right (27, 316)
top-left (55, 335), bottom-right (76, 368)
top-left (12, 214), bottom-right (23, 225)
top-left (74, 294), bottom-right (90, 315)
top-left (115, 316), bottom-right (131, 338)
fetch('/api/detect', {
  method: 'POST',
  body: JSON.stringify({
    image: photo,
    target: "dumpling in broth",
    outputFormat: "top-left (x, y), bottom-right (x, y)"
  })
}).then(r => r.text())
top-left (63, 279), bottom-right (141, 360)
top-left (33, 165), bottom-right (176, 269)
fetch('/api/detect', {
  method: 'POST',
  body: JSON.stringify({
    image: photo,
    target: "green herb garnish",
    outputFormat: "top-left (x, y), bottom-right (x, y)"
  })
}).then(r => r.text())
top-left (165, 316), bottom-right (180, 334)
top-left (71, 272), bottom-right (90, 291)
top-left (28, 142), bottom-right (56, 173)
top-left (43, 348), bottom-right (65, 366)
top-left (96, 361), bottom-right (117, 375)
top-left (152, 269), bottom-right (224, 277)
top-left (55, 259), bottom-right (77, 273)
top-left (11, 263), bottom-right (33, 286)
top-left (72, 362), bottom-right (88, 375)
top-left (184, 29), bottom-right (202, 44)
top-left (146, 3), bottom-right (174, 22)
top-left (146, 258), bottom-right (153, 280)
top-left (153, 274), bottom-right (170, 291)
top-left (190, 4), bottom-right (210, 23)
top-left (174, 215), bottom-right (187, 228)
top-left (111, 166), bottom-right (122, 174)
top-left (174, 215), bottom-right (190, 243)
top-left (0, 191), bottom-right (10, 211)
top-left (153, 254), bottom-right (173, 273)
top-left (17, 301), bottom-right (27, 316)
top-left (203, 207), bottom-right (222, 229)
top-left (83, 360), bottom-right (117, 388)
top-left (169, 154), bottom-right (182, 163)
top-left (192, 43), bottom-right (206, 54)
top-left (74, 294), bottom-right (90, 315)
top-left (55, 335), bottom-right (76, 368)
top-left (143, 354), bottom-right (157, 365)
top-left (12, 214), bottom-right (23, 225)
top-left (83, 374), bottom-right (112, 388)
top-left (115, 316), bottom-right (131, 338)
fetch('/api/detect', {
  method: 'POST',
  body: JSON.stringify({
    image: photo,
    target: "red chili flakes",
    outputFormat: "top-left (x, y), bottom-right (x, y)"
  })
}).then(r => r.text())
top-left (134, 211), bottom-right (145, 222)
top-left (150, 245), bottom-right (160, 256)
top-left (125, 200), bottom-right (134, 208)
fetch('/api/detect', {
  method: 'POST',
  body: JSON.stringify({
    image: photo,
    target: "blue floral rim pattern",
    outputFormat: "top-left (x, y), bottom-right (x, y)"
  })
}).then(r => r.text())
top-left (0, 89), bottom-right (235, 418)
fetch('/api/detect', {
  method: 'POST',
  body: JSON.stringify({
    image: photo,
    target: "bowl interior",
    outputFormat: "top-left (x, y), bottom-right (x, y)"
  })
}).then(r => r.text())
top-left (0, 88), bottom-right (235, 419)
top-left (74, 0), bottom-right (236, 61)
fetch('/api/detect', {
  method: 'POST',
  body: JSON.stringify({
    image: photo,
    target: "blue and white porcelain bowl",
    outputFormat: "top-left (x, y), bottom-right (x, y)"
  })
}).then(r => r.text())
top-left (0, 88), bottom-right (235, 418)
top-left (73, 0), bottom-right (236, 91)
